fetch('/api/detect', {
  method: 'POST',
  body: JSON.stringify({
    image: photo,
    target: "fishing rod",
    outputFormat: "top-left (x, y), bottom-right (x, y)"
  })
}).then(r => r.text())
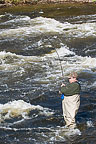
top-left (54, 47), bottom-right (64, 77)
top-left (53, 42), bottom-right (65, 100)
top-left (47, 37), bottom-right (64, 77)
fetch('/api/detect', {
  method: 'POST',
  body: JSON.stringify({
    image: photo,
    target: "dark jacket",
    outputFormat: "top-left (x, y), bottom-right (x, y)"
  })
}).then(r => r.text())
top-left (61, 82), bottom-right (80, 96)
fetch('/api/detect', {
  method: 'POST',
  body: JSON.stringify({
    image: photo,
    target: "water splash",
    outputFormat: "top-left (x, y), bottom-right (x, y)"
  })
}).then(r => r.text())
top-left (0, 100), bottom-right (54, 122)
top-left (87, 120), bottom-right (94, 127)
top-left (0, 16), bottom-right (96, 40)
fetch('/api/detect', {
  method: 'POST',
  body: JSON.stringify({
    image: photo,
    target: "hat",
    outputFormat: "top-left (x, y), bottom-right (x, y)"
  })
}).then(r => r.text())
top-left (68, 72), bottom-right (78, 78)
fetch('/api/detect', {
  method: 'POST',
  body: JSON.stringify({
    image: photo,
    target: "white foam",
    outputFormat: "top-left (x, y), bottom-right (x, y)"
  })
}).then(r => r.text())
top-left (39, 11), bottom-right (44, 14)
top-left (0, 51), bottom-right (42, 72)
top-left (0, 15), bottom-right (4, 18)
top-left (0, 100), bottom-right (54, 121)
top-left (87, 121), bottom-right (94, 127)
top-left (0, 46), bottom-right (96, 85)
top-left (64, 128), bottom-right (81, 136)
top-left (44, 45), bottom-right (75, 58)
top-left (72, 56), bottom-right (95, 70)
top-left (8, 16), bottom-right (30, 23)
top-left (39, 126), bottom-right (81, 142)
top-left (43, 44), bottom-right (96, 78)
top-left (0, 48), bottom-right (96, 81)
top-left (1, 15), bottom-right (30, 26)
top-left (0, 125), bottom-right (81, 143)
top-left (1, 16), bottom-right (96, 39)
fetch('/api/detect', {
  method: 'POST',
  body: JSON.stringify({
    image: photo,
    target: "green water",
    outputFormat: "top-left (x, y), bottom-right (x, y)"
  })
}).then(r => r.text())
top-left (0, 3), bottom-right (96, 17)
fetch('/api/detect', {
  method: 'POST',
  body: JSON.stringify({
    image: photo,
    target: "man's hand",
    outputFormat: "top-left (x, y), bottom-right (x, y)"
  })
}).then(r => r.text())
top-left (61, 83), bottom-right (65, 87)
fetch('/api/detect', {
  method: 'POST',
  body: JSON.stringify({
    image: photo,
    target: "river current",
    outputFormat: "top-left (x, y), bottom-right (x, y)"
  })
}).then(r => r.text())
top-left (0, 3), bottom-right (96, 144)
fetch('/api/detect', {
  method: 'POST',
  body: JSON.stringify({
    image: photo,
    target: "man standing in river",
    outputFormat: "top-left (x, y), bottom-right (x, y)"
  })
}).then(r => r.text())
top-left (60, 72), bottom-right (81, 129)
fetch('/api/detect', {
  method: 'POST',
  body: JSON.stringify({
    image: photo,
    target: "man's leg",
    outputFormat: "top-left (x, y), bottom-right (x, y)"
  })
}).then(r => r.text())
top-left (62, 95), bottom-right (80, 128)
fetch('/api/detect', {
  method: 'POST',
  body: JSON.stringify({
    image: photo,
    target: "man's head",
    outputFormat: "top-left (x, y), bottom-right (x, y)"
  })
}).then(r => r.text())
top-left (68, 72), bottom-right (78, 83)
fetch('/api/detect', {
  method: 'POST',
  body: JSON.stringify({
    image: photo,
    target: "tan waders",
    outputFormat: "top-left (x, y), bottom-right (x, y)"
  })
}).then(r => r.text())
top-left (62, 94), bottom-right (80, 128)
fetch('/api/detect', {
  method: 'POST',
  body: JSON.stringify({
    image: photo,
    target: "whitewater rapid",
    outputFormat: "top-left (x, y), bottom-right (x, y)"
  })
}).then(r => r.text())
top-left (0, 12), bottom-right (96, 143)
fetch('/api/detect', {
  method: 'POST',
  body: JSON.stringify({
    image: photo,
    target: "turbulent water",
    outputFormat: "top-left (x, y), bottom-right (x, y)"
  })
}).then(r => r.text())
top-left (0, 4), bottom-right (96, 144)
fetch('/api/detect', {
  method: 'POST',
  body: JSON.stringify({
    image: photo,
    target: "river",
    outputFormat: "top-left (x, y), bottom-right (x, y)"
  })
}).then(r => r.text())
top-left (0, 3), bottom-right (96, 144)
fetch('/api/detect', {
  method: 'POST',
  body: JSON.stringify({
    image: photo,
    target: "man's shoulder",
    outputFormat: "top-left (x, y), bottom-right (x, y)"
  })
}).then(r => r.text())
top-left (71, 82), bottom-right (80, 87)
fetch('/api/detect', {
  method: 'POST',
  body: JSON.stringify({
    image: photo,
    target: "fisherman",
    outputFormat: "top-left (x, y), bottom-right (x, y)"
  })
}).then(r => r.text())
top-left (60, 72), bottom-right (81, 129)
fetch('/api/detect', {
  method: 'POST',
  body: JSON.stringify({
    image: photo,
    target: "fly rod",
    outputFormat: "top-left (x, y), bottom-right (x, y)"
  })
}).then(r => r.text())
top-left (54, 48), bottom-right (64, 77)
top-left (47, 37), bottom-right (64, 77)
